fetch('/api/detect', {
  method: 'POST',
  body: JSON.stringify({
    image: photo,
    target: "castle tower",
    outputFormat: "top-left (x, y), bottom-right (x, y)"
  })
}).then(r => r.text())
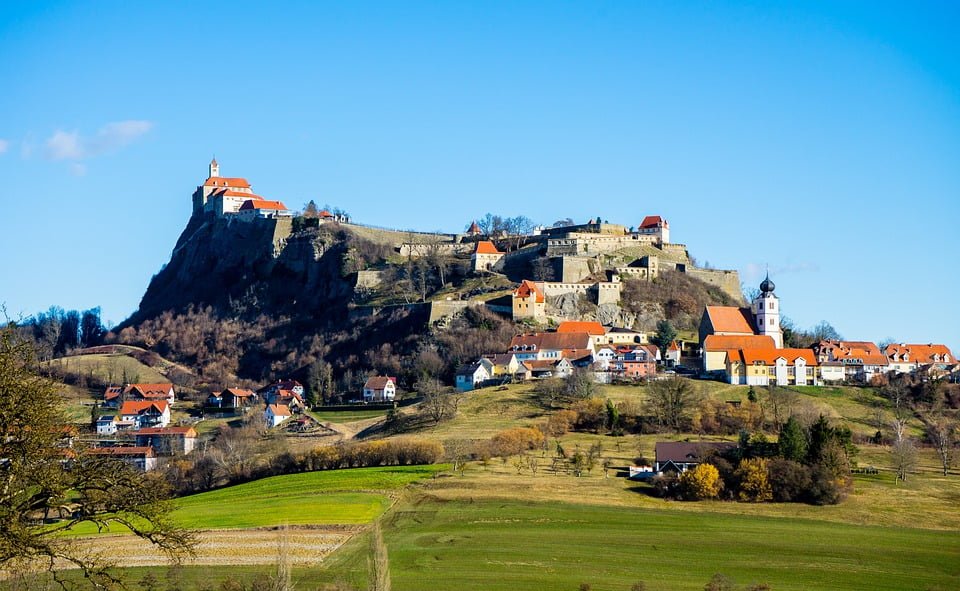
top-left (209, 157), bottom-right (220, 178)
top-left (753, 273), bottom-right (783, 348)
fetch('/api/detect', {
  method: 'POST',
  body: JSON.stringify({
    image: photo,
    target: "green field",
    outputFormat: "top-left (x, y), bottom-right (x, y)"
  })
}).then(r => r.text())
top-left (326, 496), bottom-right (960, 591)
top-left (311, 408), bottom-right (391, 422)
top-left (64, 465), bottom-right (445, 535)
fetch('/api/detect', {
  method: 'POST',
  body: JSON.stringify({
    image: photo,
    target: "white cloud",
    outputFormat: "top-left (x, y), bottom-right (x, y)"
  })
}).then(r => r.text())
top-left (44, 120), bottom-right (153, 161)
top-left (0, 139), bottom-right (9, 154)
top-left (46, 130), bottom-right (83, 160)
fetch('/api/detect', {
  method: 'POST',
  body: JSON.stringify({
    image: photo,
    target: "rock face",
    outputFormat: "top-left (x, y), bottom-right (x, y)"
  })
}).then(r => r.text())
top-left (128, 215), bottom-right (354, 326)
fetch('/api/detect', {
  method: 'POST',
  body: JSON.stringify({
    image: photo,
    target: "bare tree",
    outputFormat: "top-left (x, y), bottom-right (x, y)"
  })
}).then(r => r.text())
top-left (922, 409), bottom-right (958, 476)
top-left (645, 377), bottom-right (701, 433)
top-left (891, 437), bottom-right (918, 483)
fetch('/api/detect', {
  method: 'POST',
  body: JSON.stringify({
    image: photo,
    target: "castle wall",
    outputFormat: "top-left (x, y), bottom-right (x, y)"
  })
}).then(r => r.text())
top-left (684, 268), bottom-right (742, 301)
top-left (559, 256), bottom-right (595, 283)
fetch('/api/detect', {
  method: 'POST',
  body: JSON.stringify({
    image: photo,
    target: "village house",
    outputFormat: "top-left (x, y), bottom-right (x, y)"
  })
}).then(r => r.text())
top-left (471, 240), bottom-right (504, 272)
top-left (701, 335), bottom-right (777, 373)
top-left (512, 280), bottom-right (546, 322)
top-left (259, 379), bottom-right (305, 403)
top-left (482, 353), bottom-right (522, 377)
top-left (465, 220), bottom-right (482, 236)
top-left (207, 387), bottom-right (258, 410)
top-left (507, 332), bottom-right (594, 362)
top-left (363, 376), bottom-right (397, 402)
top-left (654, 441), bottom-right (737, 474)
top-left (135, 427), bottom-right (198, 456)
top-left (87, 446), bottom-right (158, 472)
top-left (813, 340), bottom-right (889, 383)
top-left (119, 400), bottom-right (171, 429)
top-left (455, 360), bottom-right (493, 392)
top-left (264, 404), bottom-right (292, 428)
top-left (884, 343), bottom-right (955, 373)
top-left (725, 348), bottom-right (820, 386)
top-left (521, 358), bottom-right (574, 379)
top-left (614, 346), bottom-right (658, 379)
top-left (96, 415), bottom-right (119, 436)
top-left (665, 341), bottom-right (681, 366)
top-left (103, 383), bottom-right (176, 408)
top-left (556, 321), bottom-right (607, 348)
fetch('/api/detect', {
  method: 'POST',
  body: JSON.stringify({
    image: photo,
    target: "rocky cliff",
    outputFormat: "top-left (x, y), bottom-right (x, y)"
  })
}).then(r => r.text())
top-left (127, 215), bottom-right (355, 327)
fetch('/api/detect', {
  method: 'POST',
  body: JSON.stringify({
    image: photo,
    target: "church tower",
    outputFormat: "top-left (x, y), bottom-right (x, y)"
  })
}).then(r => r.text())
top-left (209, 157), bottom-right (220, 178)
top-left (753, 273), bottom-right (783, 348)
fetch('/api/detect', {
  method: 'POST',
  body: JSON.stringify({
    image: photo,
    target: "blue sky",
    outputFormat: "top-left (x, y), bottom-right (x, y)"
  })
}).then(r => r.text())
top-left (1, 1), bottom-right (958, 352)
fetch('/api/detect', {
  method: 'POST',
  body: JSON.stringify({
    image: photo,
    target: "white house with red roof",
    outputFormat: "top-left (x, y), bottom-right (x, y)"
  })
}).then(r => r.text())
top-left (363, 376), bottom-right (397, 402)
top-left (119, 400), bottom-right (170, 429)
top-left (192, 158), bottom-right (270, 216)
top-left (264, 404), bottom-right (292, 428)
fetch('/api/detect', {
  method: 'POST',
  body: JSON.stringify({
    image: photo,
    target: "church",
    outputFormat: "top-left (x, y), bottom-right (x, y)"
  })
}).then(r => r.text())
top-left (699, 274), bottom-right (783, 372)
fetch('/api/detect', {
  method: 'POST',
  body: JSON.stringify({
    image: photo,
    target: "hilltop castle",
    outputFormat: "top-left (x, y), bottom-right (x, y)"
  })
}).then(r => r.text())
top-left (192, 159), bottom-right (291, 219)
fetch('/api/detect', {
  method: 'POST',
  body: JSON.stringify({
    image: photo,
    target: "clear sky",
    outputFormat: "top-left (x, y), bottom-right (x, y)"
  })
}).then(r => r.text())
top-left (1, 1), bottom-right (958, 352)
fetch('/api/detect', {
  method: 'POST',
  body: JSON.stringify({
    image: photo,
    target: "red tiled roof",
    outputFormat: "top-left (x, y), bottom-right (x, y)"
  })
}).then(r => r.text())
top-left (203, 177), bottom-right (251, 188)
top-left (222, 388), bottom-right (256, 398)
top-left (509, 332), bottom-right (592, 352)
top-left (267, 404), bottom-right (292, 416)
top-left (120, 400), bottom-right (168, 415)
top-left (738, 348), bottom-right (818, 365)
top-left (703, 335), bottom-right (775, 352)
top-left (239, 199), bottom-right (288, 211)
top-left (556, 321), bottom-right (605, 335)
top-left (318, 210), bottom-right (335, 218)
top-left (467, 221), bottom-right (481, 234)
top-left (364, 376), bottom-right (396, 390)
top-left (513, 280), bottom-right (545, 303)
top-left (639, 215), bottom-right (667, 229)
top-left (474, 240), bottom-right (502, 255)
top-left (667, 340), bottom-right (680, 351)
top-left (884, 343), bottom-right (954, 363)
top-left (704, 307), bottom-right (756, 335)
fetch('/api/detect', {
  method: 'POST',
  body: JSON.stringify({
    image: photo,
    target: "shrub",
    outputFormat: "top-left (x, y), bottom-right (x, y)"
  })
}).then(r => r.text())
top-left (678, 463), bottom-right (722, 500)
top-left (767, 458), bottom-right (812, 503)
top-left (571, 398), bottom-right (607, 432)
top-left (490, 427), bottom-right (545, 458)
top-left (735, 458), bottom-right (772, 502)
top-left (544, 410), bottom-right (578, 437)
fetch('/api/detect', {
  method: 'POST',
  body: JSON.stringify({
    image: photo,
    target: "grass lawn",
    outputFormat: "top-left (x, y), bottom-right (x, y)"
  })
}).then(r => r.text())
top-left (324, 496), bottom-right (960, 591)
top-left (63, 465), bottom-right (446, 536)
top-left (311, 408), bottom-right (390, 422)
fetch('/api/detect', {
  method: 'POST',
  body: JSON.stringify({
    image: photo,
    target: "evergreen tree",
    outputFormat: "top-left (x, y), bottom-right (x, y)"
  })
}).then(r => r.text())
top-left (651, 320), bottom-right (678, 358)
top-left (778, 416), bottom-right (808, 462)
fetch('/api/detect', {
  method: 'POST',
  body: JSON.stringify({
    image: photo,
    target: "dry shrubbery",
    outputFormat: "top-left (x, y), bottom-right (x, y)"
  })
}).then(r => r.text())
top-left (301, 438), bottom-right (444, 471)
top-left (486, 427), bottom-right (545, 458)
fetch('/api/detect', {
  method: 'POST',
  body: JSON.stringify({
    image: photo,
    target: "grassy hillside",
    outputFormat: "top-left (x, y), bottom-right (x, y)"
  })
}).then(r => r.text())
top-left (65, 465), bottom-right (445, 536)
top-left (45, 353), bottom-right (168, 386)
